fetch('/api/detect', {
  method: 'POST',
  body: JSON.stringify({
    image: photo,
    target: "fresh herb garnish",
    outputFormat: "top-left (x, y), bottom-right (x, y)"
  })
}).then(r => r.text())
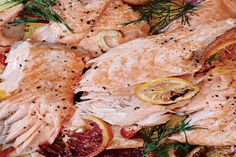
top-left (142, 120), bottom-right (197, 157)
top-left (204, 53), bottom-right (219, 65)
top-left (125, 0), bottom-right (199, 34)
top-left (3, 0), bottom-right (72, 31)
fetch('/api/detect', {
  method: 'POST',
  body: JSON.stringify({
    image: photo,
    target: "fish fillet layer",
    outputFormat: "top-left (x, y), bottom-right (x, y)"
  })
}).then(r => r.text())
top-left (170, 65), bottom-right (236, 146)
top-left (79, 19), bottom-right (236, 90)
top-left (0, 41), bottom-right (86, 155)
top-left (33, 0), bottom-right (149, 57)
top-left (73, 19), bottom-right (236, 128)
top-left (66, 0), bottom-right (236, 150)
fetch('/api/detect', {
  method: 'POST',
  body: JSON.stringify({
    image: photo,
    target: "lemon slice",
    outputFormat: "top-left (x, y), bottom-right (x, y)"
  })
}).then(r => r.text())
top-left (135, 77), bottom-right (200, 105)
top-left (23, 23), bottom-right (45, 40)
top-left (166, 115), bottom-right (186, 128)
top-left (0, 89), bottom-right (9, 100)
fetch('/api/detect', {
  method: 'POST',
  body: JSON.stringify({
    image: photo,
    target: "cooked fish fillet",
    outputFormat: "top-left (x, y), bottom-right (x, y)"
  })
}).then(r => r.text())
top-left (167, 0), bottom-right (236, 31)
top-left (0, 24), bottom-right (25, 52)
top-left (0, 41), bottom-right (87, 155)
top-left (0, 4), bottom-right (23, 27)
top-left (123, 0), bottom-right (236, 24)
top-left (0, 4), bottom-right (23, 48)
top-left (32, 0), bottom-right (149, 57)
top-left (79, 19), bottom-right (235, 91)
top-left (0, 31), bottom-right (15, 48)
top-left (75, 19), bottom-right (236, 128)
top-left (76, 93), bottom-right (171, 126)
top-left (196, 0), bottom-right (236, 21)
top-left (78, 0), bottom-right (150, 57)
top-left (32, 0), bottom-right (110, 43)
top-left (170, 65), bottom-right (236, 146)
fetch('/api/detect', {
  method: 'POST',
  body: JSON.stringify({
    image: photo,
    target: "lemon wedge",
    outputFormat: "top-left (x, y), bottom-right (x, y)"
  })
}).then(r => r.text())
top-left (135, 77), bottom-right (200, 105)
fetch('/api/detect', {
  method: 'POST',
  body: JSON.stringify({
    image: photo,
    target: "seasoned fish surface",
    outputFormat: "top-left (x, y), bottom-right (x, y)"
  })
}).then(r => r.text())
top-left (0, 42), bottom-right (86, 155)
top-left (33, 0), bottom-right (149, 57)
top-left (79, 19), bottom-right (235, 90)
top-left (78, 0), bottom-right (150, 57)
top-left (170, 26), bottom-right (236, 146)
top-left (166, 0), bottom-right (236, 31)
top-left (0, 4), bottom-right (23, 51)
top-left (76, 93), bottom-right (171, 126)
top-left (75, 19), bottom-right (236, 127)
top-left (53, 0), bottom-right (110, 43)
top-left (170, 67), bottom-right (236, 146)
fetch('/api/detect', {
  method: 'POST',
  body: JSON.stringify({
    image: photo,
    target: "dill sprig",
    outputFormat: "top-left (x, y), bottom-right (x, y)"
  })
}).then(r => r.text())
top-left (142, 120), bottom-right (197, 157)
top-left (125, 0), bottom-right (199, 34)
top-left (10, 0), bottom-right (72, 31)
top-left (204, 53), bottom-right (219, 65)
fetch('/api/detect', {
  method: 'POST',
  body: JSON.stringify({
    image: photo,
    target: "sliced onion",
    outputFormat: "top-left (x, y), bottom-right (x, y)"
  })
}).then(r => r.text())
top-left (95, 30), bottom-right (122, 52)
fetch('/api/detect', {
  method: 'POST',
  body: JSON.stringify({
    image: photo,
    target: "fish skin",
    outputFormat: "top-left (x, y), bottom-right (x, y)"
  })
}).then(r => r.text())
top-left (0, 41), bottom-right (87, 155)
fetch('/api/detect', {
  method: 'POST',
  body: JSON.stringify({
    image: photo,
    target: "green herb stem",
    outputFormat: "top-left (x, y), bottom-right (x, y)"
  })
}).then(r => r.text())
top-left (204, 53), bottom-right (219, 65)
top-left (125, 0), bottom-right (199, 34)
top-left (4, 0), bottom-right (72, 31)
top-left (142, 120), bottom-right (198, 157)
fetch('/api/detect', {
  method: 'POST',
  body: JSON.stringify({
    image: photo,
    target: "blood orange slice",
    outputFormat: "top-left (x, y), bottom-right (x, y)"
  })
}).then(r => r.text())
top-left (65, 115), bottom-right (113, 157)
top-left (38, 115), bottom-right (112, 157)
